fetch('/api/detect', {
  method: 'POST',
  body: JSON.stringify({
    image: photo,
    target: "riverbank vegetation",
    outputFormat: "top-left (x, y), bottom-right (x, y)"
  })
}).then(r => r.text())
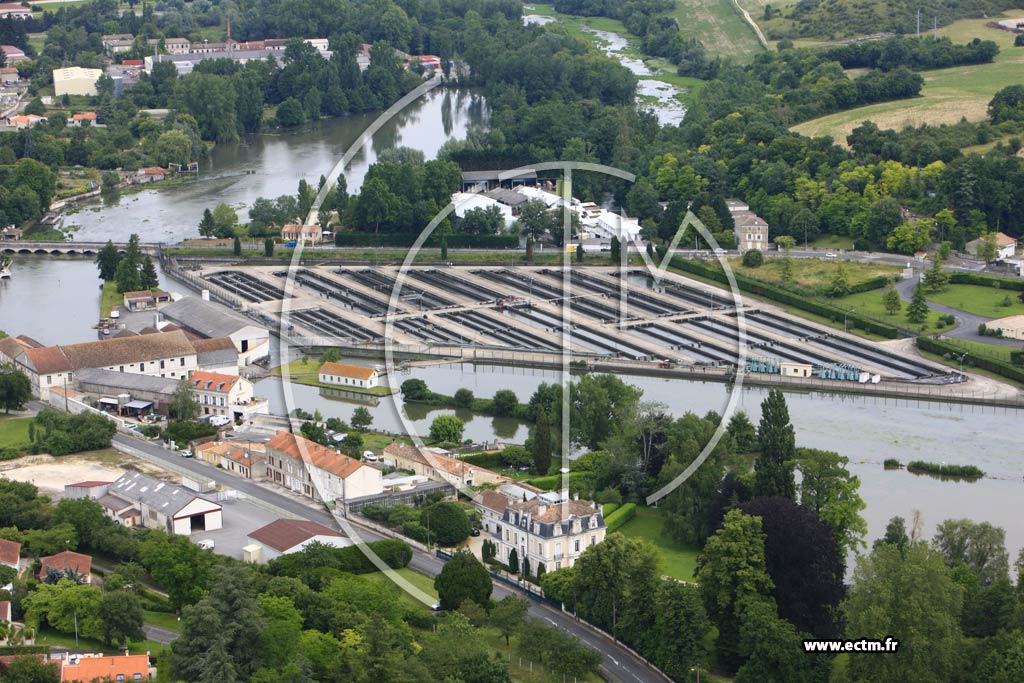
top-left (907, 460), bottom-right (985, 480)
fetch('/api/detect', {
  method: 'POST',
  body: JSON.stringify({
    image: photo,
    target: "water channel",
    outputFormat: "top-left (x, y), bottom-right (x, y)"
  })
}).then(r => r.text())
top-left (523, 13), bottom-right (688, 126)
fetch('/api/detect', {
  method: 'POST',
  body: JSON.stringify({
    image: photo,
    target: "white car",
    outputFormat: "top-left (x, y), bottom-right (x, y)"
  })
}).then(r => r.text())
top-left (825, 252), bottom-right (837, 258)
top-left (209, 415), bottom-right (232, 427)
top-left (180, 450), bottom-right (192, 458)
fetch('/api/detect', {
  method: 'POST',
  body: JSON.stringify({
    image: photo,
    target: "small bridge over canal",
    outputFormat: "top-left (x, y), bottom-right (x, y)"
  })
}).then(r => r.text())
top-left (0, 241), bottom-right (162, 256)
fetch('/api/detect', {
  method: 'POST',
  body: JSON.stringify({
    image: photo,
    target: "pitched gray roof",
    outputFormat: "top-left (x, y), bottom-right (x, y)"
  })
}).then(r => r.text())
top-left (109, 471), bottom-right (219, 516)
top-left (74, 367), bottom-right (180, 395)
top-left (161, 297), bottom-right (259, 339)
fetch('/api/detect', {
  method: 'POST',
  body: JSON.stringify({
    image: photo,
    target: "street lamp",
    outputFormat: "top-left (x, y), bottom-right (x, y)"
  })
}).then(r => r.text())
top-left (956, 352), bottom-right (968, 378)
top-left (690, 665), bottom-right (702, 683)
top-left (844, 308), bottom-right (855, 332)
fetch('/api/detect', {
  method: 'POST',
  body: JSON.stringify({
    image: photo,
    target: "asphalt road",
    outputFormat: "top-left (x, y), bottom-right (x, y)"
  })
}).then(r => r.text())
top-left (112, 434), bottom-right (669, 683)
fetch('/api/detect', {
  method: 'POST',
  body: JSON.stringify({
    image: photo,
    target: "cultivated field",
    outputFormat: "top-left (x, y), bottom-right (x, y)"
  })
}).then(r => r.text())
top-left (792, 12), bottom-right (1024, 142)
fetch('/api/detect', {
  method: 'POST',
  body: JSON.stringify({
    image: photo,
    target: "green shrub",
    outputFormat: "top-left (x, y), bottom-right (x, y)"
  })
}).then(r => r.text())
top-left (602, 503), bottom-right (620, 517)
top-left (883, 458), bottom-right (902, 469)
top-left (906, 460), bottom-right (984, 480)
top-left (742, 249), bottom-right (764, 267)
top-left (605, 503), bottom-right (637, 532)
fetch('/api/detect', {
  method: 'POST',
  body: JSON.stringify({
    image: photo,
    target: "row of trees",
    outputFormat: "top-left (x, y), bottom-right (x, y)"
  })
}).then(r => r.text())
top-left (96, 234), bottom-right (159, 293)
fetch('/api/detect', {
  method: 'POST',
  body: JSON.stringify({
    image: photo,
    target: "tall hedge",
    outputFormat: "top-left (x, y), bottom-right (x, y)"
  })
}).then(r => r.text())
top-left (605, 503), bottom-right (637, 532)
top-left (948, 272), bottom-right (1024, 292)
top-left (333, 232), bottom-right (518, 249)
top-left (916, 336), bottom-right (1024, 384)
top-left (665, 253), bottom-right (901, 339)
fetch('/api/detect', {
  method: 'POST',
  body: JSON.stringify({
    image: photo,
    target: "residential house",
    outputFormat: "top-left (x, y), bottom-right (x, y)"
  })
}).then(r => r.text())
top-left (189, 370), bottom-right (263, 420)
top-left (67, 112), bottom-right (97, 127)
top-left (0, 225), bottom-right (20, 240)
top-left (53, 67), bottom-right (103, 97)
top-left (194, 440), bottom-right (266, 479)
top-left (281, 223), bottom-right (324, 245)
top-left (38, 551), bottom-right (93, 583)
top-left (246, 518), bottom-right (351, 562)
top-left (0, 600), bottom-right (10, 623)
top-left (106, 472), bottom-right (222, 535)
top-left (103, 38), bottom-right (134, 54)
top-left (727, 199), bottom-right (769, 253)
top-left (0, 4), bottom-right (31, 19)
top-left (0, 45), bottom-right (25, 63)
top-left (6, 114), bottom-right (47, 129)
top-left (0, 538), bottom-right (20, 573)
top-left (475, 484), bottom-right (606, 576)
top-left (161, 297), bottom-right (270, 364)
top-left (12, 330), bottom-right (198, 399)
top-left (60, 653), bottom-right (153, 682)
top-left (0, 67), bottom-right (20, 84)
top-left (318, 362), bottom-right (380, 389)
top-left (122, 289), bottom-right (171, 311)
top-left (382, 443), bottom-right (506, 488)
top-left (265, 432), bottom-right (383, 504)
top-left (151, 37), bottom-right (190, 54)
top-left (966, 232), bottom-right (1017, 260)
top-left (407, 54), bottom-right (442, 72)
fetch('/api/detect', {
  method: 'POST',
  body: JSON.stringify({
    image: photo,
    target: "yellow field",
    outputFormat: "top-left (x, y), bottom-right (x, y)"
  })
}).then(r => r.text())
top-left (791, 11), bottom-right (1024, 142)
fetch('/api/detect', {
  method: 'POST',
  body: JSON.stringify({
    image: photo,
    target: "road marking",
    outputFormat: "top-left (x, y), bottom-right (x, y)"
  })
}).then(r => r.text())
top-left (545, 617), bottom-right (557, 626)
top-left (608, 655), bottom-right (618, 666)
top-left (632, 673), bottom-right (644, 682)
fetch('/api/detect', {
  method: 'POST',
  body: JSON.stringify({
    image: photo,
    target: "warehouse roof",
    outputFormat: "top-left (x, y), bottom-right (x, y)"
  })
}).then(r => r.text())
top-left (162, 297), bottom-right (261, 339)
top-left (74, 367), bottom-right (180, 395)
top-left (109, 471), bottom-right (219, 516)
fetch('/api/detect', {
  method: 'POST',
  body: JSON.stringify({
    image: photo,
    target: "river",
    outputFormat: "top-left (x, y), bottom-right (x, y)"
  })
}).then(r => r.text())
top-left (523, 13), bottom-right (688, 126)
top-left (252, 362), bottom-right (1024, 562)
top-left (64, 88), bottom-right (487, 243)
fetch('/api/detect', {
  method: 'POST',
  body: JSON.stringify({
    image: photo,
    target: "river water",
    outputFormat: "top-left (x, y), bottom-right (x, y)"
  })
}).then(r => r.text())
top-left (253, 362), bottom-right (1024, 563)
top-left (523, 14), bottom-right (688, 126)
top-left (65, 89), bottom-right (487, 243)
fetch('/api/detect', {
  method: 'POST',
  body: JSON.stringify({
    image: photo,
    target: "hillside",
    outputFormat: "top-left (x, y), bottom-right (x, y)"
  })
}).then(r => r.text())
top-left (759, 0), bottom-right (1009, 40)
top-left (791, 14), bottom-right (1024, 142)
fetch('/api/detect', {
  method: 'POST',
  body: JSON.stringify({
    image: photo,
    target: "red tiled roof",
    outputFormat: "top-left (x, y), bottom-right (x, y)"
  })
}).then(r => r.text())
top-left (0, 538), bottom-right (19, 567)
top-left (267, 431), bottom-right (372, 479)
top-left (190, 370), bottom-right (239, 393)
top-left (248, 518), bottom-right (344, 552)
top-left (38, 550), bottom-right (91, 579)
top-left (319, 361), bottom-right (376, 381)
top-left (22, 345), bottom-right (72, 375)
top-left (60, 654), bottom-right (150, 683)
top-left (66, 480), bottom-right (111, 488)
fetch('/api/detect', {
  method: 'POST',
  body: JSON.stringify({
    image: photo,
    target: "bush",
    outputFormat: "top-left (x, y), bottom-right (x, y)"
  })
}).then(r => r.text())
top-left (742, 249), bottom-right (764, 267)
top-left (948, 272), bottom-right (1024, 291)
top-left (268, 539), bottom-right (412, 578)
top-left (883, 458), bottom-right (902, 469)
top-left (31, 408), bottom-right (116, 456)
top-left (162, 421), bottom-right (218, 449)
top-left (602, 503), bottom-right (620, 517)
top-left (605, 503), bottom-right (637, 532)
top-left (906, 460), bottom-right (984, 480)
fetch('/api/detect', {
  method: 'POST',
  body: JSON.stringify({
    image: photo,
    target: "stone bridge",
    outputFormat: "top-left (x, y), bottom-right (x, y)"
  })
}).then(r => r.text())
top-left (0, 241), bottom-right (162, 255)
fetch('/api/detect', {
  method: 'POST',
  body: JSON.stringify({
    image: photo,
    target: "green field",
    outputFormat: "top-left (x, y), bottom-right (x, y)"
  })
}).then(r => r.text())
top-left (99, 280), bottom-right (120, 318)
top-left (808, 234), bottom-right (856, 250)
top-left (828, 288), bottom-right (949, 331)
top-left (616, 507), bottom-right (700, 581)
top-left (363, 567), bottom-right (438, 610)
top-left (792, 13), bottom-right (1024, 141)
top-left (730, 256), bottom-right (901, 292)
top-left (0, 416), bottom-right (32, 450)
top-left (927, 283), bottom-right (1024, 318)
top-left (930, 337), bottom-right (1019, 363)
top-left (143, 609), bottom-right (183, 633)
top-left (671, 0), bottom-right (766, 61)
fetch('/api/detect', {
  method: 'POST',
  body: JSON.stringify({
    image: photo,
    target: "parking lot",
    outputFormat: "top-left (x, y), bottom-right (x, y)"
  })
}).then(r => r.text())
top-left (187, 496), bottom-right (282, 560)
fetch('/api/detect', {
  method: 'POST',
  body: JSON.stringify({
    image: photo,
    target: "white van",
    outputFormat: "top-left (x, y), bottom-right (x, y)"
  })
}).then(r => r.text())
top-left (362, 451), bottom-right (378, 462)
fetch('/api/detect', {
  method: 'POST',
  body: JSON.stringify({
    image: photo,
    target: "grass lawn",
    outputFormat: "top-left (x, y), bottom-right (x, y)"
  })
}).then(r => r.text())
top-left (271, 359), bottom-right (394, 395)
top-left (0, 416), bottom-right (32, 451)
top-left (730, 256), bottom-right (901, 293)
top-left (35, 626), bottom-right (169, 656)
top-left (926, 283), bottom-right (1024, 318)
top-left (99, 280), bottom-right (120, 318)
top-left (808, 234), bottom-right (856, 250)
top-left (616, 507), bottom-right (700, 581)
top-left (827, 288), bottom-right (949, 332)
top-left (791, 12), bottom-right (1024, 141)
top-left (143, 610), bottom-right (182, 633)
top-left (363, 567), bottom-right (438, 611)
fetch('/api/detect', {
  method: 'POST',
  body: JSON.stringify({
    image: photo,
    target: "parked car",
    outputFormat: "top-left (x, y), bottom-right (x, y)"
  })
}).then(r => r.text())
top-left (180, 450), bottom-right (192, 458)
top-left (470, 527), bottom-right (481, 537)
top-left (197, 539), bottom-right (215, 550)
top-left (826, 252), bottom-right (837, 259)
top-left (285, 241), bottom-right (297, 247)
top-left (209, 415), bottom-right (232, 427)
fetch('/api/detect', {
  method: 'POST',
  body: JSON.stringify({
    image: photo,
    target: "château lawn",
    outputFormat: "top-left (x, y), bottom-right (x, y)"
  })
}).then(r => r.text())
top-left (926, 284), bottom-right (1024, 319)
top-left (0, 416), bottom-right (33, 451)
top-left (615, 507), bottom-right (700, 582)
